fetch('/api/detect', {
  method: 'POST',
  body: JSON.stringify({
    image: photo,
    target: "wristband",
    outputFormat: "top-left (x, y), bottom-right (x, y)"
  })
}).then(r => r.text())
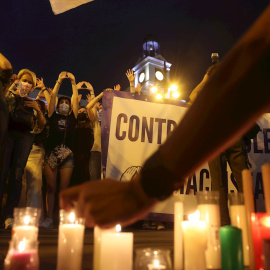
top-left (56, 80), bottom-right (62, 85)
top-left (140, 151), bottom-right (180, 201)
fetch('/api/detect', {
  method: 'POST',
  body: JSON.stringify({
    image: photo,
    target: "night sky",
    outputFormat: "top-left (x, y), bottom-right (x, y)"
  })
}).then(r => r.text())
top-left (1, 0), bottom-right (268, 100)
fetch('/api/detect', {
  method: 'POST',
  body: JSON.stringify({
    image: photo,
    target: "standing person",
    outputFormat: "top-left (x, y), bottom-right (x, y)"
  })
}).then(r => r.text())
top-left (2, 69), bottom-right (46, 229)
top-left (189, 63), bottom-right (250, 226)
top-left (41, 71), bottom-right (78, 228)
top-left (0, 53), bottom-right (12, 187)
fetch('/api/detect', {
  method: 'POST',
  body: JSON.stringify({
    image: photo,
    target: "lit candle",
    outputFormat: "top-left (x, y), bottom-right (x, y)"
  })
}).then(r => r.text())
top-left (99, 224), bottom-right (133, 270)
top-left (4, 240), bottom-right (39, 270)
top-left (93, 226), bottom-right (115, 270)
top-left (57, 210), bottom-right (85, 270)
top-left (147, 259), bottom-right (166, 270)
top-left (174, 201), bottom-right (183, 270)
top-left (229, 193), bottom-right (250, 267)
top-left (181, 210), bottom-right (207, 270)
top-left (251, 213), bottom-right (270, 270)
top-left (196, 191), bottom-right (221, 269)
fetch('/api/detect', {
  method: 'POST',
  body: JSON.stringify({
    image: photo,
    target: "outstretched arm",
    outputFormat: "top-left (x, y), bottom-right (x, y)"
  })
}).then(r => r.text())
top-left (126, 69), bottom-right (135, 93)
top-left (60, 5), bottom-right (270, 228)
top-left (67, 72), bottom-right (78, 118)
top-left (48, 71), bottom-right (66, 117)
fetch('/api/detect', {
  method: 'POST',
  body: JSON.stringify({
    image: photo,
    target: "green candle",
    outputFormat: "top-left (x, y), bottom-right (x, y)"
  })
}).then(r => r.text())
top-left (220, 226), bottom-right (244, 270)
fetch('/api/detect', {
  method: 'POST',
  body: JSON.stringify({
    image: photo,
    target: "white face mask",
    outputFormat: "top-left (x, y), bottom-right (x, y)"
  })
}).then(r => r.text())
top-left (59, 103), bottom-right (70, 114)
top-left (21, 81), bottom-right (32, 93)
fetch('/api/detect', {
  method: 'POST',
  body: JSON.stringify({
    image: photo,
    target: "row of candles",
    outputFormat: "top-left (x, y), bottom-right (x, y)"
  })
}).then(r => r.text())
top-left (4, 163), bottom-right (270, 270)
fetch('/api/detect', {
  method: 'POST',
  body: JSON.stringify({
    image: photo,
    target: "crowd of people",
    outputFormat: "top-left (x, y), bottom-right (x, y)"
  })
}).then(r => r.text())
top-left (0, 53), bottom-right (142, 229)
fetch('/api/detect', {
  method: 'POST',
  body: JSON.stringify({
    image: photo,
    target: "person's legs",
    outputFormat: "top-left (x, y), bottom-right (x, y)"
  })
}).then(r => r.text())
top-left (89, 151), bottom-right (101, 181)
top-left (208, 154), bottom-right (230, 226)
top-left (59, 168), bottom-right (73, 191)
top-left (25, 145), bottom-right (45, 209)
top-left (44, 164), bottom-right (57, 220)
top-left (4, 131), bottom-right (34, 219)
top-left (227, 139), bottom-right (249, 193)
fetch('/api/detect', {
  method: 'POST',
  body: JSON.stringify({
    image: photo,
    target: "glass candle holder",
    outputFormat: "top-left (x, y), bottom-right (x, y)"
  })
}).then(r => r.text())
top-left (134, 248), bottom-right (172, 270)
top-left (12, 207), bottom-right (41, 241)
top-left (228, 192), bottom-right (249, 267)
top-left (57, 209), bottom-right (85, 270)
top-left (196, 191), bottom-right (221, 269)
top-left (4, 239), bottom-right (39, 270)
top-left (251, 213), bottom-right (270, 270)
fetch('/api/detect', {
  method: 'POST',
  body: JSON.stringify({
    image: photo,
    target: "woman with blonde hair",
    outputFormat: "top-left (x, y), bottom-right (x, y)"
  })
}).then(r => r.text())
top-left (1, 68), bottom-right (46, 229)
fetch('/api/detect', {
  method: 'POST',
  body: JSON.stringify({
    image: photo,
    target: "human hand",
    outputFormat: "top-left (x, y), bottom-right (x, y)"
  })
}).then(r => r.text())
top-left (36, 77), bottom-right (45, 89)
top-left (67, 72), bottom-right (76, 84)
top-left (114, 84), bottom-right (121, 91)
top-left (86, 94), bottom-right (94, 103)
top-left (59, 175), bottom-right (156, 228)
top-left (58, 71), bottom-right (67, 83)
top-left (136, 83), bottom-right (143, 95)
top-left (24, 97), bottom-right (41, 112)
top-left (125, 69), bottom-right (135, 83)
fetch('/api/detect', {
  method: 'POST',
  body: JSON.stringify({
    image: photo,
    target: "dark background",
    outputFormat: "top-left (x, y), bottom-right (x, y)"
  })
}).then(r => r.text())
top-left (0, 0), bottom-right (268, 100)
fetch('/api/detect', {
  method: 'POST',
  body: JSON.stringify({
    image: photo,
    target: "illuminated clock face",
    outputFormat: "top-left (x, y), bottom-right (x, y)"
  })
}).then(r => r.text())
top-left (155, 71), bottom-right (164, 81)
top-left (139, 72), bottom-right (145, 83)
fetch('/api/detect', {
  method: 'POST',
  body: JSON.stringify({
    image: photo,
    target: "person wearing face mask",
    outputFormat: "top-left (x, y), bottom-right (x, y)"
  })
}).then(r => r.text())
top-left (41, 71), bottom-right (78, 229)
top-left (1, 69), bottom-right (46, 229)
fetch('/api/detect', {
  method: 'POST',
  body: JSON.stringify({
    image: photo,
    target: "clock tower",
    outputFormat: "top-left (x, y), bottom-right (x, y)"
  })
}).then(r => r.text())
top-left (132, 34), bottom-right (172, 95)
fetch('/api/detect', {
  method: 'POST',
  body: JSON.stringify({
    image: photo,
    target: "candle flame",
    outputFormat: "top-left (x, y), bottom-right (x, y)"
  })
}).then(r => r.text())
top-left (24, 215), bottom-right (30, 225)
top-left (261, 216), bottom-right (270, 227)
top-left (18, 241), bottom-right (26, 252)
top-left (188, 210), bottom-right (200, 222)
top-left (154, 259), bottom-right (160, 267)
top-left (115, 224), bottom-right (121, 232)
top-left (68, 212), bottom-right (76, 223)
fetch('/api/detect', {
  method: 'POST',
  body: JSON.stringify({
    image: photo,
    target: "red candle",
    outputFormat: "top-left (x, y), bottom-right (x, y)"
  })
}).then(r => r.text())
top-left (4, 249), bottom-right (39, 270)
top-left (251, 213), bottom-right (270, 270)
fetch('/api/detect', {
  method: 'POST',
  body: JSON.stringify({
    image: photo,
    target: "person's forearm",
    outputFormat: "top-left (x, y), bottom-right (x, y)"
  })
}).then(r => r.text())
top-left (130, 81), bottom-right (135, 93)
top-left (71, 82), bottom-right (78, 117)
top-left (158, 5), bottom-right (270, 185)
top-left (48, 81), bottom-right (61, 117)
top-left (0, 53), bottom-right (12, 70)
top-left (86, 93), bottom-right (103, 109)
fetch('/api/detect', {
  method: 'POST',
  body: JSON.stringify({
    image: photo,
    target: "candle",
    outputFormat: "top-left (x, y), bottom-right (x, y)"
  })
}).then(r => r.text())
top-left (229, 193), bottom-right (250, 267)
top-left (99, 225), bottom-right (133, 270)
top-left (181, 210), bottom-right (207, 270)
top-left (251, 213), bottom-right (270, 270)
top-left (196, 191), bottom-right (221, 269)
top-left (93, 226), bottom-right (116, 270)
top-left (220, 226), bottom-right (244, 270)
top-left (4, 240), bottom-right (39, 270)
top-left (57, 210), bottom-right (85, 270)
top-left (174, 201), bottom-right (183, 270)
top-left (134, 248), bottom-right (172, 270)
top-left (262, 163), bottom-right (270, 213)
top-left (242, 169), bottom-right (255, 269)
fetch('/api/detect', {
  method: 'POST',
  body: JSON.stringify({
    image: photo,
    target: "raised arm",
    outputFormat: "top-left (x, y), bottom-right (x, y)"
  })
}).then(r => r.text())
top-left (126, 69), bottom-right (135, 93)
top-left (48, 71), bottom-right (66, 117)
top-left (0, 52), bottom-right (12, 71)
top-left (86, 92), bottom-right (103, 123)
top-left (36, 78), bottom-right (52, 106)
top-left (67, 72), bottom-right (78, 118)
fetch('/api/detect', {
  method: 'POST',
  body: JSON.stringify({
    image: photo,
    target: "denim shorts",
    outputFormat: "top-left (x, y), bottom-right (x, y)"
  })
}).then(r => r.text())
top-left (45, 152), bottom-right (74, 169)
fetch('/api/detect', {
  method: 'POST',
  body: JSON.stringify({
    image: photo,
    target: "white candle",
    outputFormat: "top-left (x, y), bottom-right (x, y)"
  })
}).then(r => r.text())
top-left (147, 259), bottom-right (166, 270)
top-left (93, 226), bottom-right (115, 270)
top-left (100, 230), bottom-right (133, 270)
top-left (197, 204), bottom-right (221, 269)
top-left (230, 204), bottom-right (250, 266)
top-left (12, 226), bottom-right (38, 242)
top-left (57, 211), bottom-right (85, 270)
top-left (182, 210), bottom-right (207, 270)
top-left (174, 201), bottom-right (183, 270)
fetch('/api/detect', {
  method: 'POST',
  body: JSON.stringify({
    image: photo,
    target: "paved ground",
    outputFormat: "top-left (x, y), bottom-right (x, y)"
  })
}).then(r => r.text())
top-left (0, 226), bottom-right (174, 270)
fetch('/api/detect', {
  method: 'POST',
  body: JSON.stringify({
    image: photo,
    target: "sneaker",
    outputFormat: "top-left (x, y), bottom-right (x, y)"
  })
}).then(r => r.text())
top-left (5, 218), bottom-right (14, 229)
top-left (40, 218), bottom-right (53, 229)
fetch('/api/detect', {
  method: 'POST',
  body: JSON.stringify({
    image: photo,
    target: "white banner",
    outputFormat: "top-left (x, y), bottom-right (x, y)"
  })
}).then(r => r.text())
top-left (102, 92), bottom-right (269, 221)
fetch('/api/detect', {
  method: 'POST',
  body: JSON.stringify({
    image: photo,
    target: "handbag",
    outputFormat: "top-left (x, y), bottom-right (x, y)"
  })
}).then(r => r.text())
top-left (10, 95), bottom-right (35, 130)
top-left (46, 122), bottom-right (72, 170)
top-left (46, 144), bottom-right (72, 170)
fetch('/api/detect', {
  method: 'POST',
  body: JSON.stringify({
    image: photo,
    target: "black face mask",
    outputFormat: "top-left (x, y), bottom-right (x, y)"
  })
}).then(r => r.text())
top-left (77, 112), bottom-right (88, 121)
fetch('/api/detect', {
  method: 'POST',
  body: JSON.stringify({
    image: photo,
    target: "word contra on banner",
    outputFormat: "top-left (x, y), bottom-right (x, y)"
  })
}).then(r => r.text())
top-left (115, 113), bottom-right (177, 144)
